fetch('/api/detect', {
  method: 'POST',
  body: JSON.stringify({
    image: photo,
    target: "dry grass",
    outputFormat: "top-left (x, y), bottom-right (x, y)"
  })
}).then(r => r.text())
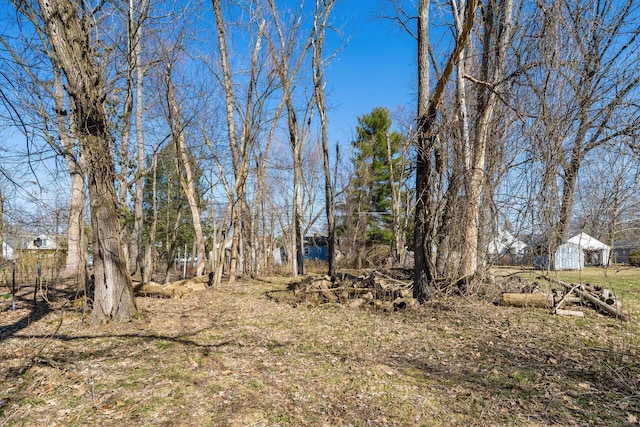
top-left (1, 270), bottom-right (639, 426)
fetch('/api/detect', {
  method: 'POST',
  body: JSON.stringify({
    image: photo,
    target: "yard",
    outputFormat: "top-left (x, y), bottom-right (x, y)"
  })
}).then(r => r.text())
top-left (1, 267), bottom-right (639, 426)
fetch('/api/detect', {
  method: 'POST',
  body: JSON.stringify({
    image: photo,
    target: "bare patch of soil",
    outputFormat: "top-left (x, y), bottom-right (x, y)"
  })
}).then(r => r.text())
top-left (1, 275), bottom-right (639, 426)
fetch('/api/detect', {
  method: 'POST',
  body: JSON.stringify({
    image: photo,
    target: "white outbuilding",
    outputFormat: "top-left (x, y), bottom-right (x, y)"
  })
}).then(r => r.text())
top-left (567, 232), bottom-right (611, 266)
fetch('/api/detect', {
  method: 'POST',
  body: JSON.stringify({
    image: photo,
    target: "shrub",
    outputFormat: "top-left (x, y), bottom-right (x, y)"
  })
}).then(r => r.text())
top-left (629, 250), bottom-right (640, 266)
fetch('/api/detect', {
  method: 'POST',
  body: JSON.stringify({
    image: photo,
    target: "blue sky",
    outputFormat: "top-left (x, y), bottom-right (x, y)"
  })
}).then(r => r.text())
top-left (0, 0), bottom-right (419, 216)
top-left (324, 1), bottom-right (417, 146)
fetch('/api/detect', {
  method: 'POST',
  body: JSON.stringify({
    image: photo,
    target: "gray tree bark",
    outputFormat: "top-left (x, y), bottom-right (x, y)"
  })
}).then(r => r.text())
top-left (35, 0), bottom-right (137, 322)
top-left (414, 0), bottom-right (477, 302)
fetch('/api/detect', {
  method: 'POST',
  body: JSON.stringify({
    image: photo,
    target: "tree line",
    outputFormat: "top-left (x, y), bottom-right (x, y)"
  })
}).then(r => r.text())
top-left (0, 0), bottom-right (639, 322)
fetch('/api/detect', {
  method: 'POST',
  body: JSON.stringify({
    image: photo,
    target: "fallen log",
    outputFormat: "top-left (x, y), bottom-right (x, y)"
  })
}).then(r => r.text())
top-left (166, 273), bottom-right (213, 290)
top-left (133, 273), bottom-right (213, 299)
top-left (134, 282), bottom-right (181, 299)
top-left (544, 277), bottom-right (627, 321)
top-left (502, 292), bottom-right (554, 308)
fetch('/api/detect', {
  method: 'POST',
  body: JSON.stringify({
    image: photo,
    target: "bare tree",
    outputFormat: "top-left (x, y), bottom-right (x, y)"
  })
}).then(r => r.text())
top-left (122, 0), bottom-right (151, 277)
top-left (212, 0), bottom-right (281, 281)
top-left (574, 142), bottom-right (640, 252)
top-left (263, 0), bottom-right (318, 277)
top-left (312, 0), bottom-right (336, 279)
top-left (213, 0), bottom-right (248, 282)
top-left (164, 62), bottom-right (206, 276)
top-left (520, 0), bottom-right (640, 245)
top-left (27, 0), bottom-right (137, 322)
top-left (455, 0), bottom-right (514, 278)
top-left (1, 5), bottom-right (89, 289)
top-left (414, 0), bottom-right (478, 302)
top-left (385, 130), bottom-right (413, 266)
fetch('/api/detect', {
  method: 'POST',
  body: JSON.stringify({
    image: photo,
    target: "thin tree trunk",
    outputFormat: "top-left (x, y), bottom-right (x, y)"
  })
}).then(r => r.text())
top-left (142, 151), bottom-right (158, 284)
top-left (0, 190), bottom-right (4, 261)
top-left (212, 0), bottom-right (259, 283)
top-left (116, 0), bottom-right (135, 275)
top-left (312, 0), bottom-right (336, 280)
top-left (203, 134), bottom-right (234, 286)
top-left (165, 65), bottom-right (206, 276)
top-left (164, 209), bottom-right (183, 283)
top-left (458, 0), bottom-right (513, 278)
top-left (290, 113), bottom-right (304, 276)
top-left (414, 0), bottom-right (434, 302)
top-left (386, 134), bottom-right (405, 264)
top-left (132, 0), bottom-right (150, 278)
top-left (53, 65), bottom-right (87, 289)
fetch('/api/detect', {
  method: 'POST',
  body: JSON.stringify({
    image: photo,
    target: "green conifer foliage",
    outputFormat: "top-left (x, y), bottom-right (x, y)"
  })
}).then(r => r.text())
top-left (349, 107), bottom-right (403, 246)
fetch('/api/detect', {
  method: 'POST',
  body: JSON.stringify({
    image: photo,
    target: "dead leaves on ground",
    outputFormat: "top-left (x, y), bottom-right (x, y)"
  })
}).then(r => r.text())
top-left (1, 276), bottom-right (639, 426)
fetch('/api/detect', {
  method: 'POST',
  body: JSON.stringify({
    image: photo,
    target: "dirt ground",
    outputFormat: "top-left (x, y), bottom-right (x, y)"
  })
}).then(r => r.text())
top-left (1, 274), bottom-right (639, 426)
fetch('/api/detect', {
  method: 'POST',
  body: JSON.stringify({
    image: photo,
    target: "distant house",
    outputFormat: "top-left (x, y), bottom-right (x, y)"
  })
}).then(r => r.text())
top-left (2, 241), bottom-right (13, 260)
top-left (534, 242), bottom-right (584, 271)
top-left (303, 235), bottom-right (328, 261)
top-left (26, 234), bottom-right (58, 250)
top-left (4, 234), bottom-right (66, 275)
top-left (487, 229), bottom-right (527, 263)
top-left (566, 232), bottom-right (611, 266)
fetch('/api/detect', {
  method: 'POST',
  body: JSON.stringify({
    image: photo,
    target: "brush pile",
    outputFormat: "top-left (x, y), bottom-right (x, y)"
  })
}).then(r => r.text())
top-left (288, 269), bottom-right (419, 311)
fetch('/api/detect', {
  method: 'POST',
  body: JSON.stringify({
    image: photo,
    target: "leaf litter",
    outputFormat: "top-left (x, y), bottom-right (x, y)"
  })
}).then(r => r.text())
top-left (0, 274), bottom-right (638, 426)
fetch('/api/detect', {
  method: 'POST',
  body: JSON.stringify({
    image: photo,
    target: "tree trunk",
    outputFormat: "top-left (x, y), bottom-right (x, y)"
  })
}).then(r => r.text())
top-left (414, 0), bottom-right (477, 301)
top-left (502, 292), bottom-right (554, 308)
top-left (131, 0), bottom-right (150, 278)
top-left (53, 65), bottom-right (87, 289)
top-left (62, 158), bottom-right (87, 287)
top-left (87, 149), bottom-right (138, 322)
top-left (164, 182), bottom-right (183, 284)
top-left (312, 0), bottom-right (336, 280)
top-left (558, 161), bottom-right (580, 242)
top-left (142, 152), bottom-right (158, 284)
top-left (0, 190), bottom-right (3, 261)
top-left (35, 0), bottom-right (137, 322)
top-left (386, 134), bottom-right (405, 265)
top-left (291, 118), bottom-right (305, 276)
top-left (458, 0), bottom-right (513, 278)
top-left (117, 1), bottom-right (135, 275)
top-left (414, 0), bottom-right (434, 302)
top-left (212, 0), bottom-right (258, 283)
top-left (165, 65), bottom-right (206, 276)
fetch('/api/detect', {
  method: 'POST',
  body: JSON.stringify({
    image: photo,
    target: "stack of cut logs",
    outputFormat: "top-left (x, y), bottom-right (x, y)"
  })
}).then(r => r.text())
top-left (133, 273), bottom-right (213, 299)
top-left (502, 277), bottom-right (626, 321)
top-left (288, 270), bottom-right (419, 311)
